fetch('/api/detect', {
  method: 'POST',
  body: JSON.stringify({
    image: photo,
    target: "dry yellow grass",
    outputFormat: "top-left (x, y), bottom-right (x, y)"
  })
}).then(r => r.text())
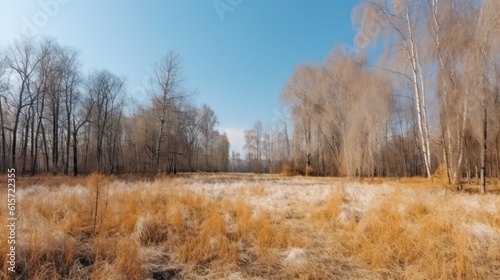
top-left (280, 163), bottom-right (293, 176)
top-left (237, 183), bottom-right (267, 197)
top-left (1, 173), bottom-right (499, 279)
top-left (311, 190), bottom-right (343, 228)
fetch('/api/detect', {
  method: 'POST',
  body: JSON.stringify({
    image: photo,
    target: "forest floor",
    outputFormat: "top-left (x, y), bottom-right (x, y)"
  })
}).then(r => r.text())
top-left (1, 173), bottom-right (499, 279)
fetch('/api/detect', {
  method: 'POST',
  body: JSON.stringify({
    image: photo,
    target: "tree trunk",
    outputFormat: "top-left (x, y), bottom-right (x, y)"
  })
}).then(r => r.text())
top-left (441, 127), bottom-right (451, 185)
top-left (480, 105), bottom-right (487, 194)
top-left (41, 121), bottom-right (49, 172)
top-left (402, 3), bottom-right (432, 179)
top-left (73, 128), bottom-right (79, 176)
top-left (84, 122), bottom-right (90, 172)
top-left (0, 97), bottom-right (6, 172)
top-left (11, 109), bottom-right (21, 170)
top-left (30, 104), bottom-right (36, 174)
top-left (65, 124), bottom-right (71, 175)
top-left (155, 115), bottom-right (165, 171)
top-left (495, 132), bottom-right (499, 179)
top-left (21, 109), bottom-right (31, 174)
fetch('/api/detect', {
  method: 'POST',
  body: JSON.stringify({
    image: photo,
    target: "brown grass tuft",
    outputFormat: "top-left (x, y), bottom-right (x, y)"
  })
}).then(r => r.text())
top-left (113, 237), bottom-right (143, 277)
top-left (280, 163), bottom-right (293, 176)
top-left (87, 173), bottom-right (110, 235)
top-left (311, 191), bottom-right (343, 228)
top-left (433, 163), bottom-right (450, 185)
top-left (135, 215), bottom-right (167, 245)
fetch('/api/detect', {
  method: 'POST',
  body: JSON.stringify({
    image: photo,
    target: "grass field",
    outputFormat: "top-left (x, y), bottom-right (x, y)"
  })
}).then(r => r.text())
top-left (1, 173), bottom-right (499, 279)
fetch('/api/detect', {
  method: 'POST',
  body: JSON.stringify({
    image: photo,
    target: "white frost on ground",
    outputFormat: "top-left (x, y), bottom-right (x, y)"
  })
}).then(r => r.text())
top-left (283, 248), bottom-right (307, 267)
top-left (338, 184), bottom-right (392, 224)
top-left (226, 272), bottom-right (245, 280)
top-left (175, 177), bottom-right (337, 213)
top-left (17, 184), bottom-right (49, 198)
top-left (467, 222), bottom-right (500, 243)
top-left (459, 195), bottom-right (499, 215)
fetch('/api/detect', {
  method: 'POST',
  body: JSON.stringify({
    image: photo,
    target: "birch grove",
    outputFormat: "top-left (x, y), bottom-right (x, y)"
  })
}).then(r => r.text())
top-left (245, 0), bottom-right (500, 192)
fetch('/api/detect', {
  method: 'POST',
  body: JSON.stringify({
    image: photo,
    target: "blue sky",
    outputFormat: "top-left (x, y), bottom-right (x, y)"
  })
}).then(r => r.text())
top-left (0, 0), bottom-right (359, 154)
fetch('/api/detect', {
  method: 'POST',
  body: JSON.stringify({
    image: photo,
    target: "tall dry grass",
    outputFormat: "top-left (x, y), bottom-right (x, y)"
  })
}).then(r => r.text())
top-left (0, 174), bottom-right (499, 279)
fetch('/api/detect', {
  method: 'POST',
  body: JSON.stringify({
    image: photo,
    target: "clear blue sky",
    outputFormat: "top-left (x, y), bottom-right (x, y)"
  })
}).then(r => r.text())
top-left (0, 0), bottom-right (359, 154)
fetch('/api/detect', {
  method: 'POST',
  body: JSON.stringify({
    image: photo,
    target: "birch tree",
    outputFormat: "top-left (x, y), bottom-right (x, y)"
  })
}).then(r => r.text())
top-left (355, 0), bottom-right (433, 178)
top-left (467, 0), bottom-right (500, 193)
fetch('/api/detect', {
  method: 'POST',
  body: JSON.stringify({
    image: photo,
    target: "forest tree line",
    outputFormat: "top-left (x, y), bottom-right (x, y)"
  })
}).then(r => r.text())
top-left (0, 39), bottom-right (229, 175)
top-left (243, 0), bottom-right (500, 191)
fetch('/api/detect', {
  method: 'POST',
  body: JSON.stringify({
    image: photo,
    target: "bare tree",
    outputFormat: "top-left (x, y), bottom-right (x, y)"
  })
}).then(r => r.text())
top-left (354, 0), bottom-right (433, 178)
top-left (85, 70), bottom-right (125, 172)
top-left (180, 104), bottom-right (202, 171)
top-left (60, 49), bottom-right (81, 174)
top-left (6, 39), bottom-right (46, 171)
top-left (199, 105), bottom-right (218, 171)
top-left (0, 38), bottom-right (229, 176)
top-left (71, 98), bottom-right (90, 176)
top-left (150, 51), bottom-right (186, 171)
top-left (281, 65), bottom-right (321, 176)
top-left (0, 52), bottom-right (8, 172)
top-left (467, 0), bottom-right (500, 193)
top-left (244, 121), bottom-right (265, 173)
top-left (213, 132), bottom-right (230, 172)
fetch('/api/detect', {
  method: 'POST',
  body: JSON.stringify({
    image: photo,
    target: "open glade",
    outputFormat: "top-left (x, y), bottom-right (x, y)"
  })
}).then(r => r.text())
top-left (1, 173), bottom-right (499, 279)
